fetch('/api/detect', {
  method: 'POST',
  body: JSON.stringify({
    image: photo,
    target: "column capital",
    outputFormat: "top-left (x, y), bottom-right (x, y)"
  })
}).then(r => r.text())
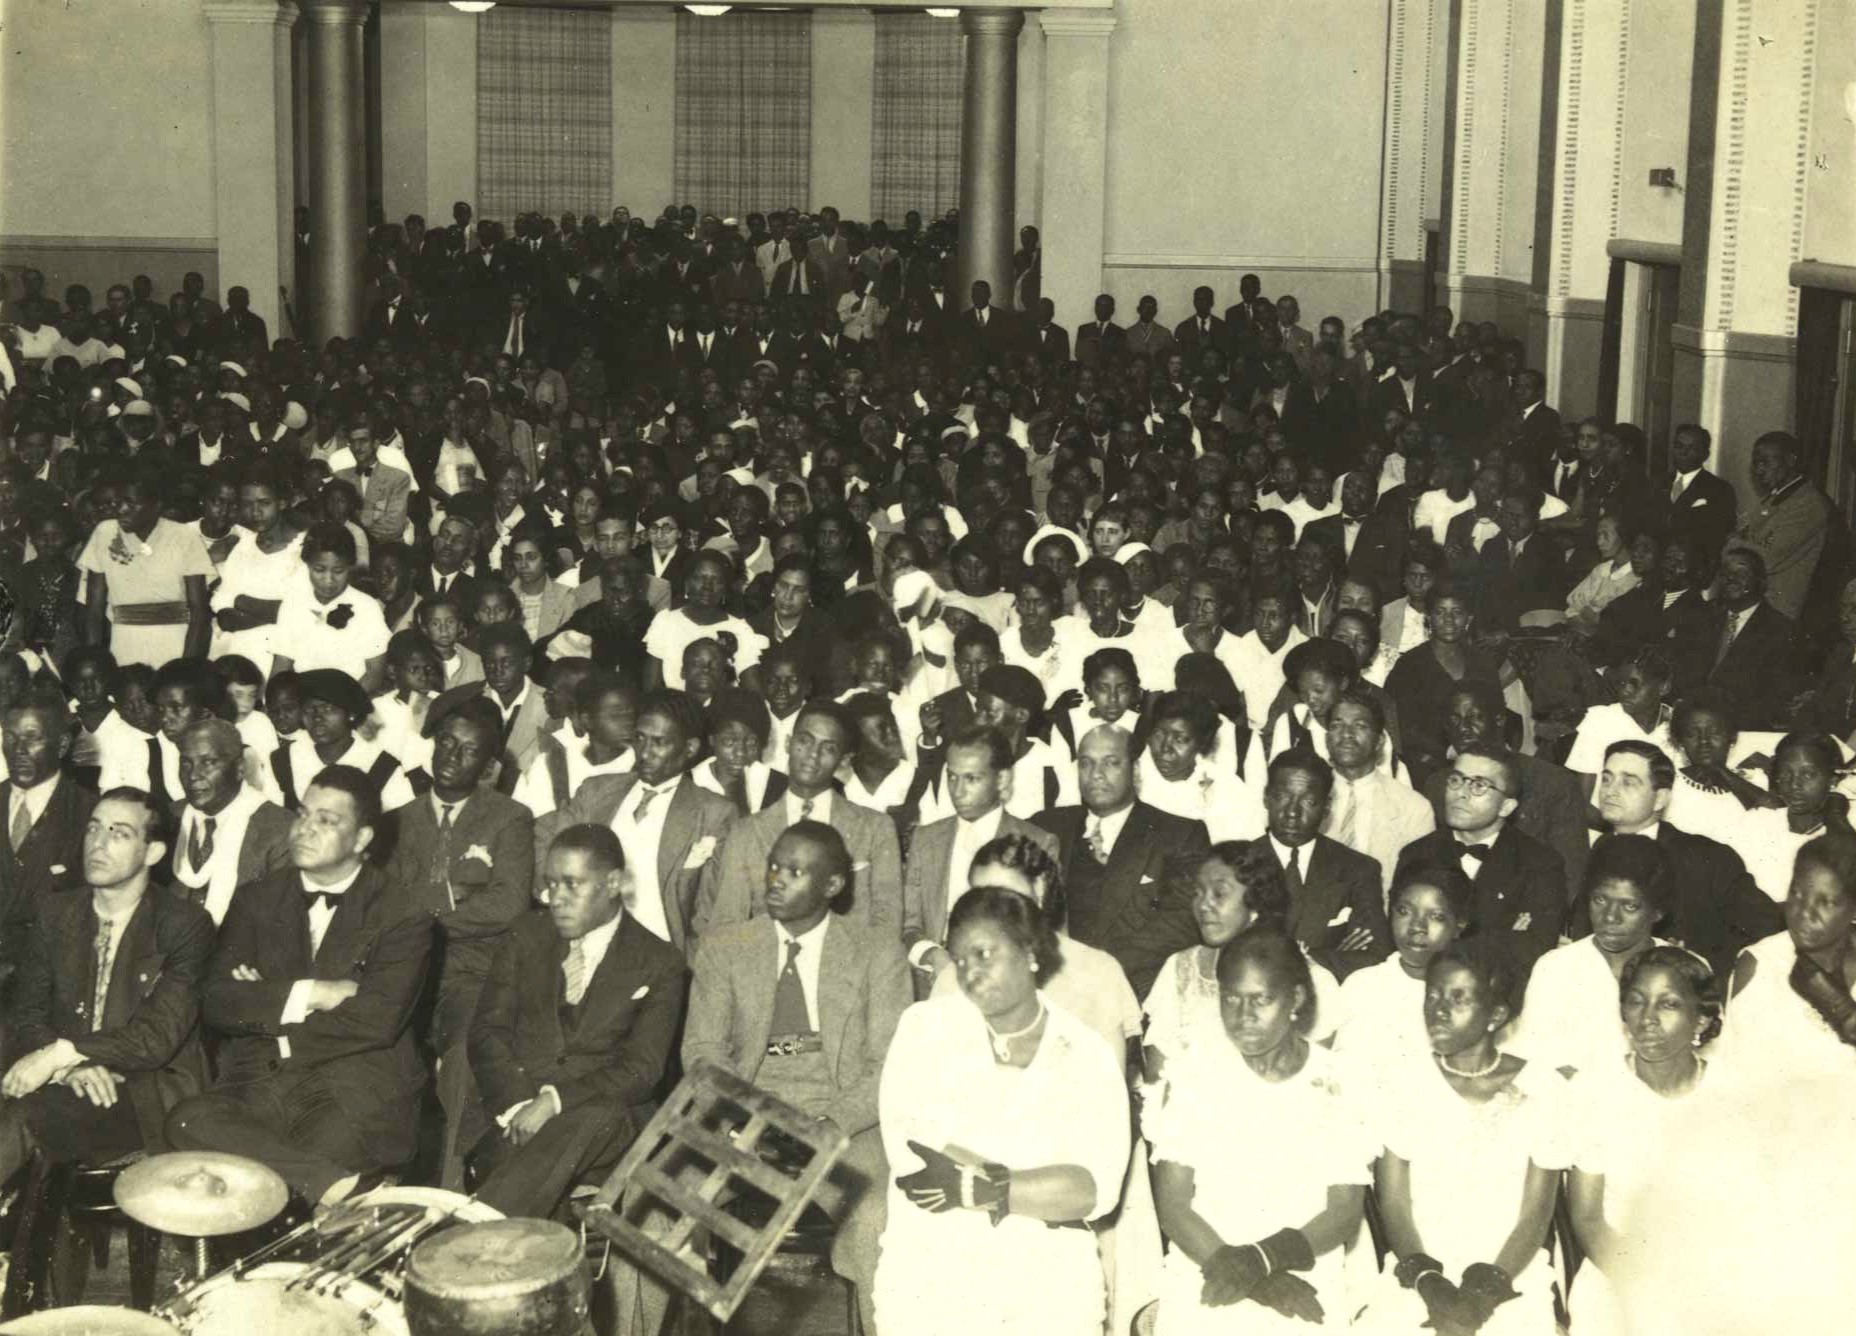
top-left (300, 0), bottom-right (368, 26)
top-left (960, 8), bottom-right (1026, 38)
top-left (1039, 12), bottom-right (1117, 37)
top-left (202, 0), bottom-right (298, 25)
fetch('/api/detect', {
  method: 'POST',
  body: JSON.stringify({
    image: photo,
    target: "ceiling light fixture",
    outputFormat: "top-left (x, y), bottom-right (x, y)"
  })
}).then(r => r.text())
top-left (926, 7), bottom-right (961, 16)
top-left (685, 4), bottom-right (734, 15)
top-left (448, 1), bottom-right (496, 13)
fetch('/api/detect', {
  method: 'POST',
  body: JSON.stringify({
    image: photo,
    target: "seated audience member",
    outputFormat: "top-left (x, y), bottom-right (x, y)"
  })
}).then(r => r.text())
top-left (1224, 585), bottom-right (1308, 732)
top-left (1749, 731), bottom-right (1856, 900)
top-left (1135, 681), bottom-right (1266, 842)
top-left (1563, 514), bottom-right (1640, 629)
top-left (545, 689), bottom-right (737, 957)
top-left (1369, 940), bottom-right (1572, 1336)
top-left (1032, 722), bottom-right (1210, 998)
top-left (1675, 548), bottom-right (1798, 729)
top-left (270, 523), bottom-right (391, 693)
top-left (1245, 749), bottom-right (1391, 979)
top-left (420, 593), bottom-right (484, 688)
top-left (1474, 484), bottom-right (1566, 631)
top-left (0, 789), bottom-right (213, 1184)
top-left (914, 621), bottom-right (1001, 754)
top-left (1321, 686), bottom-right (1435, 897)
top-left (516, 671), bottom-right (638, 834)
top-left (901, 726), bottom-right (1061, 991)
top-left (1379, 546), bottom-right (1446, 657)
top-left (1144, 842), bottom-right (1345, 1093)
top-left (1333, 862), bottom-right (1476, 1069)
top-left (1564, 647), bottom-right (1676, 789)
top-left (1661, 688), bottom-right (1788, 881)
top-left (1050, 647), bottom-right (1145, 756)
top-left (171, 718), bottom-right (293, 924)
top-left (1580, 740), bottom-right (1782, 978)
top-left (917, 664), bottom-right (1076, 821)
top-left (466, 823), bottom-right (686, 1220)
top-left (643, 549), bottom-right (766, 690)
top-left (1306, 466), bottom-right (1407, 603)
top-left (1591, 532), bottom-right (1710, 670)
top-left (1384, 581), bottom-right (1509, 788)
top-left (699, 699), bottom-right (902, 935)
top-left (166, 767), bottom-right (434, 1210)
top-left (0, 697), bottom-right (96, 969)
top-left (1398, 744), bottom-right (1567, 978)
top-left (875, 886), bottom-right (1131, 1336)
top-left (146, 657), bottom-right (226, 807)
top-left (1150, 927), bottom-right (1372, 1334)
top-left (270, 668), bottom-right (417, 812)
top-left (689, 686), bottom-right (784, 812)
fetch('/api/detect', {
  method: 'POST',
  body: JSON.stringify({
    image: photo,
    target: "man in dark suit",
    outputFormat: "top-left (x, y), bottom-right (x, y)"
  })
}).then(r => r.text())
top-left (1245, 750), bottom-right (1390, 979)
top-left (1033, 725), bottom-right (1210, 998)
top-left (415, 514), bottom-right (491, 612)
top-left (1591, 534), bottom-right (1714, 672)
top-left (1280, 348), bottom-right (1361, 471)
top-left (1475, 487), bottom-right (1567, 631)
top-left (708, 236), bottom-right (766, 309)
top-left (1172, 285), bottom-right (1226, 360)
top-left (1369, 347), bottom-right (1436, 421)
top-left (1675, 548), bottom-right (1799, 729)
top-left (956, 279), bottom-right (1020, 366)
top-left (1656, 423), bottom-right (1738, 556)
top-left (166, 766), bottom-right (434, 1210)
top-left (1504, 371), bottom-right (1561, 483)
top-left (466, 824), bottom-right (686, 1220)
top-left (1074, 294), bottom-right (1127, 369)
top-left (1399, 745), bottom-right (1568, 978)
top-left (684, 305), bottom-right (733, 379)
top-left (546, 691), bottom-right (738, 960)
top-left (770, 233), bottom-right (826, 306)
top-left (169, 719), bottom-right (293, 925)
top-left (1028, 297), bottom-right (1070, 367)
top-left (881, 296), bottom-right (946, 368)
top-left (1423, 682), bottom-right (1590, 906)
top-left (633, 300), bottom-right (695, 389)
top-left (1306, 469), bottom-right (1407, 603)
top-left (1, 699), bottom-right (95, 983)
top-left (487, 288), bottom-right (547, 363)
top-left (0, 789), bottom-right (212, 1183)
top-left (1576, 740), bottom-right (1783, 977)
top-left (698, 701), bottom-right (902, 939)
top-left (216, 285), bottom-right (269, 356)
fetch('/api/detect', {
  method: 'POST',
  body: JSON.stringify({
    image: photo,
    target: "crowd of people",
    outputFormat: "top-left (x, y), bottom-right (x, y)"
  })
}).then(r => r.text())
top-left (1, 195), bottom-right (1854, 1335)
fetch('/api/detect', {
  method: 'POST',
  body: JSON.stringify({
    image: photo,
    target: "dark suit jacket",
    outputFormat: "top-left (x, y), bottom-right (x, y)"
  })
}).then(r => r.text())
top-left (1074, 321), bottom-right (1127, 369)
top-left (1475, 534), bottom-right (1566, 631)
top-left (546, 773), bottom-right (738, 959)
top-left (1305, 512), bottom-right (1408, 604)
top-left (1245, 835), bottom-right (1391, 979)
top-left (1423, 753), bottom-right (1590, 906)
top-left (1033, 802), bottom-right (1210, 998)
top-left (708, 261), bottom-right (766, 308)
top-left (1655, 468), bottom-right (1738, 558)
top-left (1280, 383), bottom-right (1361, 469)
top-left (1030, 322), bottom-right (1071, 366)
top-left (1592, 584), bottom-right (1711, 672)
top-left (1397, 824), bottom-right (1567, 976)
top-left (202, 865), bottom-right (433, 1112)
top-left (468, 908), bottom-right (687, 1120)
top-left (1682, 601), bottom-right (1798, 729)
top-left (901, 813), bottom-right (1060, 953)
top-left (1506, 403), bottom-right (1562, 481)
top-left (697, 793), bottom-right (902, 940)
top-left (1173, 315), bottom-right (1227, 360)
top-left (683, 913), bottom-right (910, 1137)
top-left (1370, 372), bottom-right (1436, 421)
top-left (167, 798), bottom-right (295, 910)
top-left (768, 258), bottom-right (827, 303)
top-left (1567, 825), bottom-right (1783, 978)
top-left (385, 786), bottom-right (536, 1049)
top-left (13, 885), bottom-right (214, 1151)
top-left (955, 306), bottom-right (1022, 365)
top-left (0, 776), bottom-right (95, 977)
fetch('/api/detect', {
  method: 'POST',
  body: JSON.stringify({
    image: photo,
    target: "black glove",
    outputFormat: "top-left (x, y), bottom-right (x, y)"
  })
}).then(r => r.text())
top-left (896, 1141), bottom-right (1009, 1221)
top-left (1256, 1227), bottom-right (1316, 1273)
top-left (1415, 1272), bottom-right (1482, 1336)
top-left (1200, 1244), bottom-right (1269, 1307)
top-left (1250, 1271), bottom-right (1325, 1324)
top-left (1458, 1262), bottom-right (1519, 1326)
top-left (1394, 1252), bottom-right (1446, 1290)
top-left (1790, 955), bottom-right (1856, 1047)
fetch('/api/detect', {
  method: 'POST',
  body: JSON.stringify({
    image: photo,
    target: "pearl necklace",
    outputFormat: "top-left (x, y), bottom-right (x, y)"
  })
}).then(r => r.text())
top-left (1436, 1048), bottom-right (1502, 1079)
top-left (986, 1000), bottom-right (1047, 1064)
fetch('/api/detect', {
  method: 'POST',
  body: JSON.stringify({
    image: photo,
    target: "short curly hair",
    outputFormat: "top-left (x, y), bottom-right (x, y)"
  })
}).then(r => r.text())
top-left (1619, 944), bottom-right (1725, 1049)
top-left (1198, 841), bottom-right (1291, 928)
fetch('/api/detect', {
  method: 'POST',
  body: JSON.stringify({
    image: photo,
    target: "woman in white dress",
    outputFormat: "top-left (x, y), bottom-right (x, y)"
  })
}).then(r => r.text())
top-left (1150, 927), bottom-right (1374, 1335)
top-left (208, 465), bottom-right (304, 665)
top-left (642, 549), bottom-right (766, 690)
top-left (998, 566), bottom-right (1074, 703)
top-left (1661, 689), bottom-right (1788, 891)
top-left (1510, 834), bottom-right (1670, 1078)
top-left (875, 887), bottom-right (1131, 1336)
top-left (1364, 940), bottom-right (1570, 1336)
top-left (1137, 686), bottom-right (1265, 843)
top-left (1144, 842), bottom-right (1343, 1098)
top-left (1334, 862), bottom-right (1475, 1071)
top-left (1566, 945), bottom-right (1724, 1336)
top-left (269, 523), bottom-right (391, 693)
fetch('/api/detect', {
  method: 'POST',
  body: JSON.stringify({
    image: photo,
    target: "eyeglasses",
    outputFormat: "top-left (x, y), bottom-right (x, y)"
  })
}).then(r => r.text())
top-left (1445, 772), bottom-right (1507, 799)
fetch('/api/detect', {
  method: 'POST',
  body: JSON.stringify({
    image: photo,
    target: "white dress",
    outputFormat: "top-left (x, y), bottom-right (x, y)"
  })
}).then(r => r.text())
top-left (1332, 957), bottom-right (1432, 1080)
top-left (1508, 937), bottom-right (1666, 1078)
top-left (1357, 1055), bottom-right (1574, 1336)
top-left (1149, 1041), bottom-right (1375, 1335)
top-left (875, 993), bottom-right (1131, 1336)
top-left (1143, 945), bottom-right (1342, 1098)
top-left (643, 607), bottom-right (767, 689)
top-left (270, 569), bottom-right (391, 675)
top-left (1715, 931), bottom-right (1856, 1095)
top-left (208, 528), bottom-right (305, 664)
top-left (1000, 625), bottom-right (1076, 703)
top-left (1136, 752), bottom-right (1266, 843)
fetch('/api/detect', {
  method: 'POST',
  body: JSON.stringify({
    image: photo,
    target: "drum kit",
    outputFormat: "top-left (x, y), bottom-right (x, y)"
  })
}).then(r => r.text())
top-left (0, 1155), bottom-right (590, 1336)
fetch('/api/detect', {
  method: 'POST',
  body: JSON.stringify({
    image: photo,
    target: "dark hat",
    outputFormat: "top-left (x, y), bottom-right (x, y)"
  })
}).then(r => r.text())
top-left (295, 668), bottom-right (370, 721)
top-left (976, 664), bottom-right (1044, 716)
top-left (705, 686), bottom-right (771, 746)
top-left (1282, 637), bottom-right (1357, 685)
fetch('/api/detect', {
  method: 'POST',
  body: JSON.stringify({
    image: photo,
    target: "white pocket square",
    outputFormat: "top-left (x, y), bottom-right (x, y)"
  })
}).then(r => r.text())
top-left (1140, 873), bottom-right (1156, 885)
top-left (1327, 909), bottom-right (1352, 927)
top-left (1690, 498), bottom-right (1709, 508)
top-left (49, 865), bottom-right (65, 876)
top-left (630, 985), bottom-right (651, 1000)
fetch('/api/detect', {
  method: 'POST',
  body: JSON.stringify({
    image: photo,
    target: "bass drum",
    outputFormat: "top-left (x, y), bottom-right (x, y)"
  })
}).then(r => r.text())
top-left (166, 1261), bottom-right (406, 1336)
top-left (404, 1219), bottom-right (589, 1336)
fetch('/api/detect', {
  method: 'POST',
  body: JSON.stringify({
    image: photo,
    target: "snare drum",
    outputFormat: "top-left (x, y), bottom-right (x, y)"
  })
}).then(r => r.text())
top-left (165, 1261), bottom-right (406, 1336)
top-left (404, 1219), bottom-right (589, 1336)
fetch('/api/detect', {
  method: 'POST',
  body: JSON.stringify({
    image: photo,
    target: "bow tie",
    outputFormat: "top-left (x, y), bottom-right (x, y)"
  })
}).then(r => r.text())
top-left (1455, 843), bottom-right (1492, 861)
top-left (303, 889), bottom-right (344, 914)
top-left (356, 465), bottom-right (373, 479)
top-left (1343, 514), bottom-right (1366, 525)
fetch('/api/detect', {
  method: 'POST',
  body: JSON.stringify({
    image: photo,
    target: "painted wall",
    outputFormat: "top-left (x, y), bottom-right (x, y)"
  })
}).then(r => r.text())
top-left (0, 0), bottom-right (218, 300)
top-left (1614, 0), bottom-right (1695, 249)
top-left (1099, 0), bottom-right (1390, 326)
top-left (1800, 0), bottom-right (1856, 269)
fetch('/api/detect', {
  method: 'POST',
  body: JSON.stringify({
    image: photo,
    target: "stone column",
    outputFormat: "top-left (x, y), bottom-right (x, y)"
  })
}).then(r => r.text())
top-left (1037, 11), bottom-right (1114, 331)
top-left (203, 0), bottom-right (298, 340)
top-left (303, 0), bottom-right (369, 340)
top-left (956, 8), bottom-right (1024, 309)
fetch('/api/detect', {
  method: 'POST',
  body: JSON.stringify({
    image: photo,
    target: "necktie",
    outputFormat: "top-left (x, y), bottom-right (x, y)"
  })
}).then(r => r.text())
top-left (799, 797), bottom-right (816, 822)
top-left (304, 889), bottom-right (341, 914)
top-left (1328, 779), bottom-right (1358, 848)
top-left (1716, 612), bottom-right (1741, 667)
top-left (770, 938), bottom-right (811, 1035)
top-left (189, 815), bottom-right (216, 871)
top-left (1283, 844), bottom-right (1304, 899)
top-left (633, 784), bottom-right (664, 822)
top-left (724, 773), bottom-right (751, 816)
top-left (1200, 318), bottom-right (1209, 334)
top-left (92, 919), bottom-right (114, 1031)
top-left (431, 803), bottom-right (455, 881)
top-left (437, 573), bottom-right (451, 596)
top-left (9, 796), bottom-right (32, 853)
top-left (563, 939), bottom-right (589, 1007)
top-left (1084, 814), bottom-right (1107, 864)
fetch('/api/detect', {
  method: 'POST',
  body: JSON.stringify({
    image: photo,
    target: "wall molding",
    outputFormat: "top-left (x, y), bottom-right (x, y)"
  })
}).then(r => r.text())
top-left (1791, 260), bottom-right (1856, 297)
top-left (0, 234), bottom-right (218, 253)
top-left (1670, 322), bottom-right (1796, 364)
top-left (1449, 271), bottom-right (1538, 300)
top-left (1606, 237), bottom-right (1682, 266)
top-left (1103, 253), bottom-right (1380, 273)
top-left (1539, 293), bottom-right (1606, 319)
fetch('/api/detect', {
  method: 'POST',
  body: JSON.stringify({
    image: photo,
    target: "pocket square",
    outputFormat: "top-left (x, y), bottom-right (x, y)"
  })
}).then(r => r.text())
top-left (49, 865), bottom-right (65, 876)
top-left (1327, 909), bottom-right (1352, 928)
top-left (1140, 873), bottom-right (1156, 885)
top-left (630, 985), bottom-right (651, 1000)
top-left (1690, 498), bottom-right (1709, 507)
top-left (1513, 912), bottom-right (1533, 932)
top-left (683, 836), bottom-right (719, 870)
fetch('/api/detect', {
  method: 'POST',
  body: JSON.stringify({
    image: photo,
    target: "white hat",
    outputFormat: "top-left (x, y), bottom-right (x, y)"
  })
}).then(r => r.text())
top-left (220, 391), bottom-right (251, 412)
top-left (119, 399), bottom-right (155, 419)
top-left (282, 401), bottom-right (309, 431)
top-left (1022, 524), bottom-right (1088, 567)
top-left (113, 376), bottom-right (143, 398)
top-left (218, 360), bottom-right (248, 378)
top-left (1113, 542), bottom-right (1154, 565)
top-left (891, 568), bottom-right (940, 620)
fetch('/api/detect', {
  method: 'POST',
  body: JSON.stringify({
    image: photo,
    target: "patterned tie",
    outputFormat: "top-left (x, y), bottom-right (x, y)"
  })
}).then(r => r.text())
top-left (1084, 814), bottom-right (1107, 864)
top-left (1671, 474), bottom-right (1684, 504)
top-left (799, 797), bottom-right (815, 822)
top-left (189, 815), bottom-right (216, 871)
top-left (1328, 779), bottom-right (1358, 849)
top-left (633, 784), bottom-right (665, 823)
top-left (9, 796), bottom-right (32, 854)
top-left (563, 939), bottom-right (589, 1008)
top-left (1716, 612), bottom-right (1741, 667)
top-left (431, 804), bottom-right (455, 881)
top-left (770, 938), bottom-right (810, 1035)
top-left (91, 919), bottom-right (114, 1031)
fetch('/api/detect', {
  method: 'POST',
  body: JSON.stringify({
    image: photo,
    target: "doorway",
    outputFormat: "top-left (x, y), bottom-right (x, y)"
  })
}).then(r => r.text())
top-left (1616, 260), bottom-right (1680, 474)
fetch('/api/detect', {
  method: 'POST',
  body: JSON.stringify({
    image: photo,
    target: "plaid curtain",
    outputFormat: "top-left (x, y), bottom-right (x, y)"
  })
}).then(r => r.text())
top-left (673, 13), bottom-right (812, 219)
top-left (871, 15), bottom-right (964, 223)
top-left (477, 8), bottom-right (613, 221)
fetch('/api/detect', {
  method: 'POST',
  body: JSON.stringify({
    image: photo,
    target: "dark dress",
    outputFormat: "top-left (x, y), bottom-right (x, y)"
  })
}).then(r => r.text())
top-left (1385, 641), bottom-right (1507, 788)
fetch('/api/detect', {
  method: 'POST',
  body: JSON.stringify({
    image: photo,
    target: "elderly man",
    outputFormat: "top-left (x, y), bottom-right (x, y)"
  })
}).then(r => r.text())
top-left (1724, 429), bottom-right (1831, 622)
top-left (1678, 548), bottom-right (1799, 730)
top-left (1321, 688), bottom-right (1434, 900)
top-left (0, 697), bottom-right (95, 982)
top-left (1032, 723), bottom-right (1210, 998)
top-left (171, 718), bottom-right (293, 925)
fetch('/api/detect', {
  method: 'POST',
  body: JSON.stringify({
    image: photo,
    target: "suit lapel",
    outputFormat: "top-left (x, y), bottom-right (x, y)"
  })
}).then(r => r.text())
top-left (656, 780), bottom-right (698, 916)
top-left (104, 894), bottom-right (158, 1029)
top-left (742, 922), bottom-right (778, 1063)
top-left (816, 919), bottom-right (855, 1079)
top-left (924, 822), bottom-right (957, 941)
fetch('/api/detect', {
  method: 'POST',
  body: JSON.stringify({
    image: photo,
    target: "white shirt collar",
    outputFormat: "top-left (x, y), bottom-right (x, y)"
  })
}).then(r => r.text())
top-left (1084, 802), bottom-right (1134, 856)
top-left (573, 910), bottom-right (624, 975)
top-left (302, 861), bottom-right (365, 897)
top-left (1268, 833), bottom-right (1314, 867)
top-left (787, 788), bottom-right (832, 826)
top-left (776, 913), bottom-right (831, 954)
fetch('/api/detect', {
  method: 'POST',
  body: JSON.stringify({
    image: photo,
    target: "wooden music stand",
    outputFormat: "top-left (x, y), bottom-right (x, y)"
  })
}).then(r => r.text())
top-left (575, 1059), bottom-right (851, 1325)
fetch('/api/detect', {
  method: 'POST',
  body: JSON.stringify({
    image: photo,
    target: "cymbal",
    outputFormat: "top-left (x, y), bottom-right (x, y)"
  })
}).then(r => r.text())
top-left (113, 1150), bottom-right (289, 1237)
top-left (0, 1306), bottom-right (176, 1334)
